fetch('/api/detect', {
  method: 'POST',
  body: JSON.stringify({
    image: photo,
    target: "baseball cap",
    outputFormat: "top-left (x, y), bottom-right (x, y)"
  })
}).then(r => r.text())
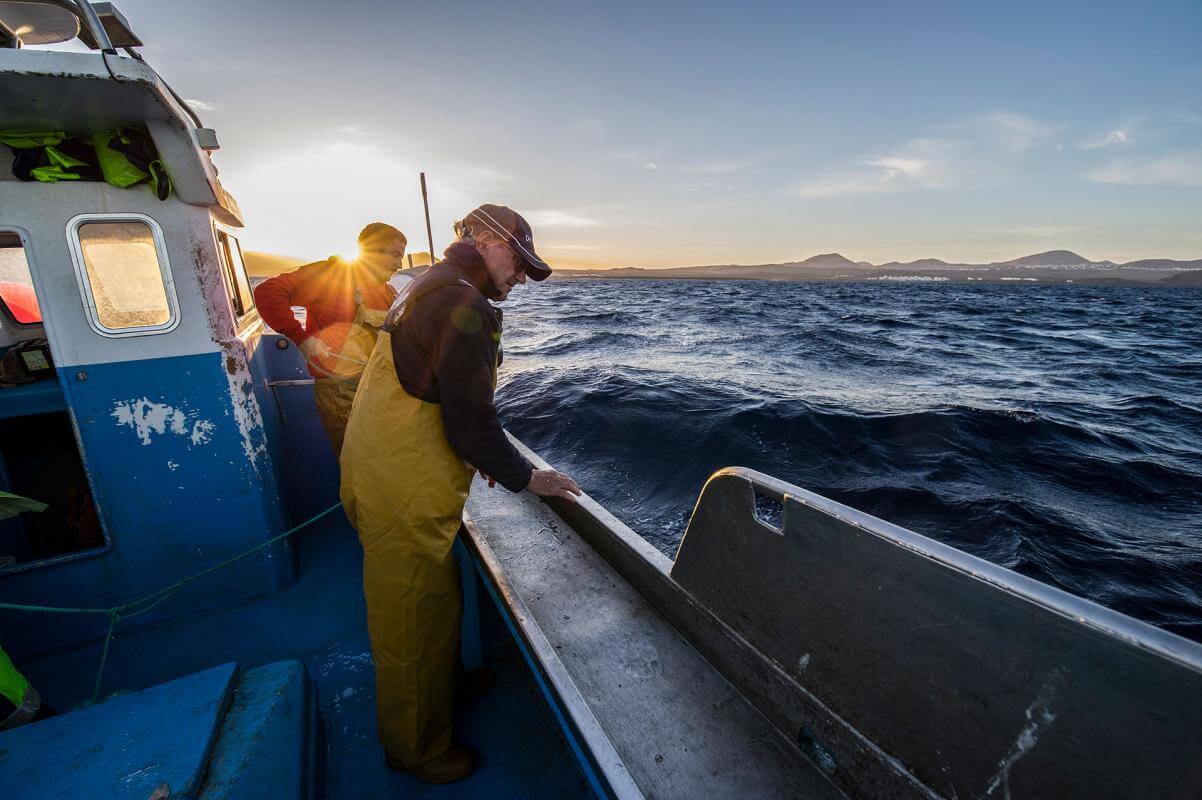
top-left (460, 204), bottom-right (552, 281)
top-left (358, 222), bottom-right (407, 248)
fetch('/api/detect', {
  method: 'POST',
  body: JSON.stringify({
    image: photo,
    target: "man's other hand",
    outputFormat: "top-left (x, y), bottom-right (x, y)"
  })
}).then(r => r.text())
top-left (526, 469), bottom-right (582, 503)
top-left (299, 337), bottom-right (336, 377)
top-left (479, 470), bottom-right (497, 488)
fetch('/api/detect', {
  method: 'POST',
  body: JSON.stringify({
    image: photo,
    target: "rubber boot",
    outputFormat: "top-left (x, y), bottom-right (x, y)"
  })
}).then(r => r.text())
top-left (456, 666), bottom-right (496, 699)
top-left (387, 744), bottom-right (476, 784)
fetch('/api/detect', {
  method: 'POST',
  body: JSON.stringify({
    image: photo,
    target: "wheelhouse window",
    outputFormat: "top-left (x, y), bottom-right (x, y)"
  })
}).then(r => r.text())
top-left (217, 229), bottom-right (256, 322)
top-left (68, 215), bottom-right (179, 336)
top-left (0, 232), bottom-right (41, 325)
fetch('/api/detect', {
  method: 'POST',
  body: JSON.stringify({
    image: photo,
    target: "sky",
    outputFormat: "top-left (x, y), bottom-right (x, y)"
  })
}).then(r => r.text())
top-left (72, 0), bottom-right (1202, 267)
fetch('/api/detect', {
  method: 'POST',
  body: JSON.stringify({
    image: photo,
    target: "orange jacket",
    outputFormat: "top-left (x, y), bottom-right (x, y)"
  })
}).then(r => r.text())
top-left (253, 257), bottom-right (393, 377)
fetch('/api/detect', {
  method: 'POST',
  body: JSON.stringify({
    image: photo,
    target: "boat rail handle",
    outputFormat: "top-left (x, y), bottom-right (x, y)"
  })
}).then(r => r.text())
top-left (32, 0), bottom-right (115, 52)
top-left (75, 0), bottom-right (114, 52)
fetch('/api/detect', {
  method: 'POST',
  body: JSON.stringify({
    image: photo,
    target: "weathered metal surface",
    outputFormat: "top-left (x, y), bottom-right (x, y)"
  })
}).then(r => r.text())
top-left (670, 468), bottom-right (1202, 800)
top-left (513, 437), bottom-right (924, 798)
top-left (463, 513), bottom-right (643, 800)
top-left (464, 467), bottom-right (845, 800)
top-left (0, 174), bottom-right (286, 656)
top-left (0, 48), bottom-right (243, 222)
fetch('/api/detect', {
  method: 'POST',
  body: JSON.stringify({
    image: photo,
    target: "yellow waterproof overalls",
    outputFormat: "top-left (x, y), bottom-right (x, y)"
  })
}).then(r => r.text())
top-left (312, 288), bottom-right (387, 455)
top-left (339, 301), bottom-right (481, 766)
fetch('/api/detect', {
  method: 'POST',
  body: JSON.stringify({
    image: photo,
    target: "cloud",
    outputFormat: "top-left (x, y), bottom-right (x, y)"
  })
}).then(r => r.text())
top-left (791, 112), bottom-right (1056, 198)
top-left (1080, 130), bottom-right (1130, 149)
top-left (678, 159), bottom-right (743, 175)
top-left (545, 243), bottom-right (603, 251)
top-left (605, 151), bottom-right (742, 178)
top-left (686, 181), bottom-right (735, 192)
top-left (1087, 152), bottom-right (1202, 186)
top-left (574, 117), bottom-right (606, 135)
top-left (792, 138), bottom-right (962, 198)
top-left (606, 150), bottom-right (649, 164)
top-left (441, 163), bottom-right (513, 192)
top-left (603, 151), bottom-right (664, 172)
top-left (986, 225), bottom-right (1083, 237)
top-left (984, 112), bottom-right (1057, 153)
top-left (184, 98), bottom-right (218, 112)
top-left (525, 210), bottom-right (600, 227)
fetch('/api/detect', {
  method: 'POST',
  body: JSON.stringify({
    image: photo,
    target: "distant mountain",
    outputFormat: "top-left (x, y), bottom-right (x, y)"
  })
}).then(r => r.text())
top-left (798, 253), bottom-right (863, 269)
top-left (244, 251), bottom-right (306, 278)
top-left (1121, 258), bottom-right (1202, 271)
top-left (556, 249), bottom-right (1202, 287)
top-left (1161, 271), bottom-right (1202, 287)
top-left (1001, 250), bottom-right (1093, 267)
top-left (877, 258), bottom-right (954, 270)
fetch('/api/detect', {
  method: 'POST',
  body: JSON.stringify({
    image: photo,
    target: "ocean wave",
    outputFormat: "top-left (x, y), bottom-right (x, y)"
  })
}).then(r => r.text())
top-left (498, 280), bottom-right (1202, 639)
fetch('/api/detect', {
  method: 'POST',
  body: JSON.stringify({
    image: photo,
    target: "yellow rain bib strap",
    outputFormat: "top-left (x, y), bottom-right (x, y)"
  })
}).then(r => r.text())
top-left (313, 290), bottom-right (388, 454)
top-left (340, 332), bottom-right (474, 766)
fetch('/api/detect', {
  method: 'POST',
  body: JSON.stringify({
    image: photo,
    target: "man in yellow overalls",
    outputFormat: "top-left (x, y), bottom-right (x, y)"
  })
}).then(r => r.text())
top-left (340, 205), bottom-right (580, 783)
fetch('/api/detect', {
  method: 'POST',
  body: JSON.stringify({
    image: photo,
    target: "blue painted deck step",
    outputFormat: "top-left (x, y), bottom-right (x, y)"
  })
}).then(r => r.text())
top-left (199, 660), bottom-right (320, 799)
top-left (0, 662), bottom-right (237, 799)
top-left (0, 660), bottom-right (318, 800)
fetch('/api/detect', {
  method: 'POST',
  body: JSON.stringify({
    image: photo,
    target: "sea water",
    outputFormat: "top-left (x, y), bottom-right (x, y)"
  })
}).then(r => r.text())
top-left (497, 279), bottom-right (1202, 642)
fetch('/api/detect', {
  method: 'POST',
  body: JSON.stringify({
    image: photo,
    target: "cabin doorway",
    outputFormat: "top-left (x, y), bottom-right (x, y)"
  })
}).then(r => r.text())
top-left (0, 230), bottom-right (104, 568)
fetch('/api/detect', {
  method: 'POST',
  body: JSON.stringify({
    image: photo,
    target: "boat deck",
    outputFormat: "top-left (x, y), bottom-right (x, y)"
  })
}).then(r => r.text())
top-left (465, 480), bottom-right (845, 800)
top-left (17, 511), bottom-right (591, 799)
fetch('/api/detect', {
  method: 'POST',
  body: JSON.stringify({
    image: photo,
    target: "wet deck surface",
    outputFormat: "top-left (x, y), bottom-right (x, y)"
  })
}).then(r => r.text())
top-left (466, 480), bottom-right (845, 800)
top-left (19, 512), bottom-right (591, 799)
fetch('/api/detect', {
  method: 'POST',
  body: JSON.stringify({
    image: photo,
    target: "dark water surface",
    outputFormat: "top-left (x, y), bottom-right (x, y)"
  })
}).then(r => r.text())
top-left (495, 279), bottom-right (1202, 642)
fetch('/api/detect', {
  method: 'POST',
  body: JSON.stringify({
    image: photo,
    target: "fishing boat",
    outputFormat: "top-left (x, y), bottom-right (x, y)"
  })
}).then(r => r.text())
top-left (1, 4), bottom-right (1199, 798)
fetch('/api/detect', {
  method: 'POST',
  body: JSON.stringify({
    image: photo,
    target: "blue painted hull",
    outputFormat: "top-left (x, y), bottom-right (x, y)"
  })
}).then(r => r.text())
top-left (1, 351), bottom-right (292, 656)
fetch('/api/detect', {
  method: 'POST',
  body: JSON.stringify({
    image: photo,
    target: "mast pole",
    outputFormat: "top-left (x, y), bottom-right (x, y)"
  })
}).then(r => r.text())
top-left (420, 173), bottom-right (435, 266)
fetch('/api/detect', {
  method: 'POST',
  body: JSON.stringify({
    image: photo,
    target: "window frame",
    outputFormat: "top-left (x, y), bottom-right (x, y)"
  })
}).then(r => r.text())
top-left (0, 227), bottom-right (44, 329)
top-left (0, 227), bottom-right (113, 575)
top-left (66, 212), bottom-right (181, 338)
top-left (213, 224), bottom-right (260, 331)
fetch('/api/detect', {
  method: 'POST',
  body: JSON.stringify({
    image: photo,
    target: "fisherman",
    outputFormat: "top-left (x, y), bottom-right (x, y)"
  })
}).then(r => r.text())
top-left (253, 223), bottom-right (407, 454)
top-left (340, 204), bottom-right (581, 783)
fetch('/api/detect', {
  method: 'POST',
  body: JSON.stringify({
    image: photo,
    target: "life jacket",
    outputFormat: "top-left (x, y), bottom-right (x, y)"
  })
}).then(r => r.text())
top-left (0, 131), bottom-right (98, 183)
top-left (93, 128), bottom-right (172, 199)
top-left (0, 128), bottom-right (170, 198)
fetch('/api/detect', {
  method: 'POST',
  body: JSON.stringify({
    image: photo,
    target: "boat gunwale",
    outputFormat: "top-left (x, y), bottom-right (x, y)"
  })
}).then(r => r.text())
top-left (711, 466), bottom-right (1202, 674)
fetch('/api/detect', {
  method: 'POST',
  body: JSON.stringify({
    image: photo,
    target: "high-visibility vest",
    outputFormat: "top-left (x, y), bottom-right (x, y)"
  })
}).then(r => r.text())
top-left (0, 644), bottom-right (40, 731)
top-left (0, 128), bottom-right (170, 197)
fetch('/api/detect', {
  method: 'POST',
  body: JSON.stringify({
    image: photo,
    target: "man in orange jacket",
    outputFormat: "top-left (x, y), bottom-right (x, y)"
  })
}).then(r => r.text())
top-left (253, 223), bottom-right (407, 454)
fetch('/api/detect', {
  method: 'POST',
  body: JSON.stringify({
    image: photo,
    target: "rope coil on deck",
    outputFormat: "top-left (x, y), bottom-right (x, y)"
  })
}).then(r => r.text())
top-left (0, 502), bottom-right (343, 703)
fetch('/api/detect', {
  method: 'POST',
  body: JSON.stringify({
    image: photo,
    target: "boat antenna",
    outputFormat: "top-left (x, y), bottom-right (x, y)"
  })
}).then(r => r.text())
top-left (420, 173), bottom-right (435, 266)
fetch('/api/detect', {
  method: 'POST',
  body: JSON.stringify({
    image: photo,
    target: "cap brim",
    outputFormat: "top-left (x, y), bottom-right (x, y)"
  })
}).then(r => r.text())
top-left (524, 256), bottom-right (552, 281)
top-left (509, 241), bottom-right (552, 280)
